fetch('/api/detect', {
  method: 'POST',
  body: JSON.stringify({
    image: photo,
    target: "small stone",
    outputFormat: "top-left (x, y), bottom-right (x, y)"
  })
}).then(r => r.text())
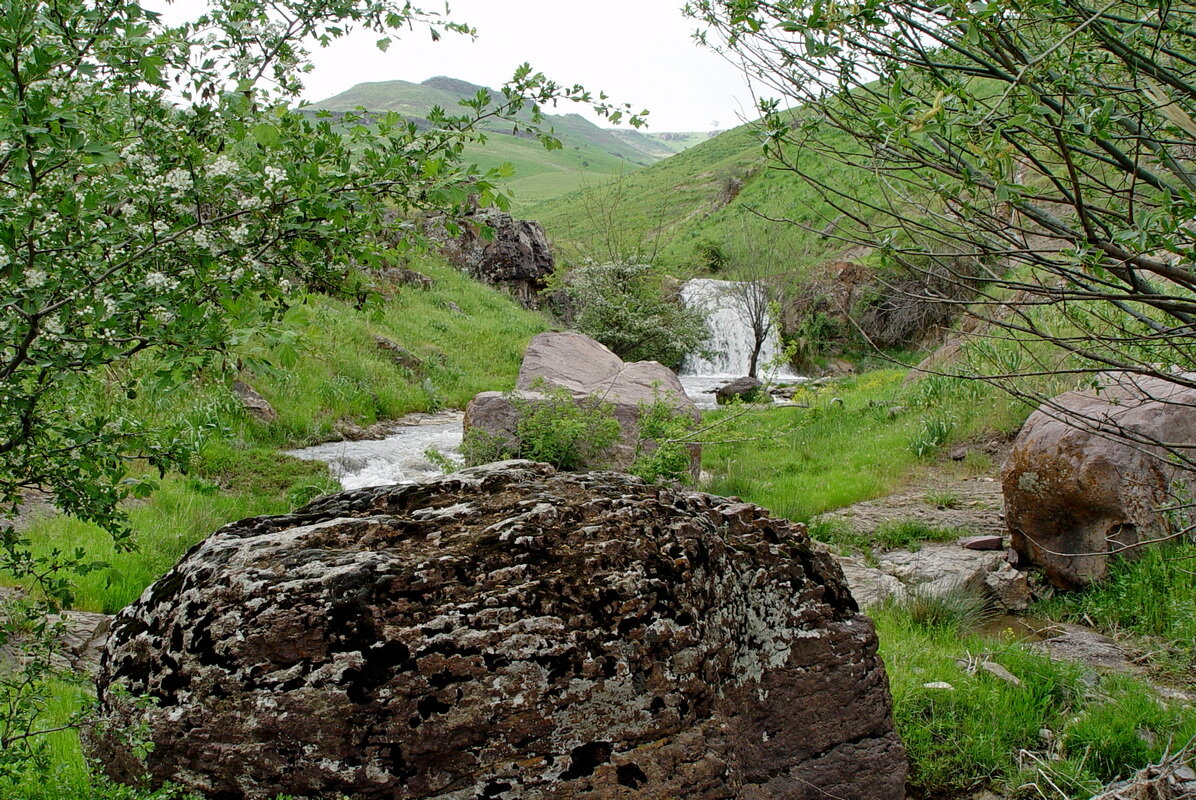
top-left (231, 380), bottom-right (277, 423)
top-left (374, 336), bottom-right (423, 372)
top-left (986, 562), bottom-right (1032, 612)
top-left (949, 446), bottom-right (968, 461)
top-left (959, 535), bottom-right (1003, 551)
top-left (980, 661), bottom-right (1021, 685)
top-left (923, 681), bottom-right (955, 690)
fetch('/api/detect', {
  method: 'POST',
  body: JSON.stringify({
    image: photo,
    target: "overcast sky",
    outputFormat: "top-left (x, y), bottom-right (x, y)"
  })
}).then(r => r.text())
top-left (151, 0), bottom-right (760, 132)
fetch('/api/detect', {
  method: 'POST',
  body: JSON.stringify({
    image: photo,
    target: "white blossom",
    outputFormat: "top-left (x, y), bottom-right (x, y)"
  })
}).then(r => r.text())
top-left (209, 155), bottom-right (239, 178)
top-left (145, 272), bottom-right (178, 291)
top-left (24, 269), bottom-right (47, 288)
top-left (191, 229), bottom-right (213, 250)
top-left (263, 166), bottom-right (286, 188)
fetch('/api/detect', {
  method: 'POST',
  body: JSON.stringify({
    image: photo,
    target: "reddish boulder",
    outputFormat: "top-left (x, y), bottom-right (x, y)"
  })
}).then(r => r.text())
top-left (466, 332), bottom-right (699, 476)
top-left (89, 462), bottom-right (906, 800)
top-left (1003, 373), bottom-right (1196, 588)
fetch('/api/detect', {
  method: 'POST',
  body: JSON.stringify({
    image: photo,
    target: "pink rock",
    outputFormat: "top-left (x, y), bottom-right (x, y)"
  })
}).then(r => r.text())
top-left (959, 535), bottom-right (1004, 551)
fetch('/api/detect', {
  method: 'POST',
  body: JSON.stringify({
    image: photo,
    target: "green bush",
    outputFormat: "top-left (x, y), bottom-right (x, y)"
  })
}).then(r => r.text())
top-left (566, 262), bottom-right (708, 368)
top-left (462, 383), bottom-right (620, 471)
top-left (628, 392), bottom-right (699, 484)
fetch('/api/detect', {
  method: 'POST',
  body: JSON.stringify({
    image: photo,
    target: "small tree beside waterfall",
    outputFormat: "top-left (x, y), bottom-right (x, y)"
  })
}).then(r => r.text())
top-left (729, 279), bottom-right (772, 379)
top-left (680, 278), bottom-right (796, 380)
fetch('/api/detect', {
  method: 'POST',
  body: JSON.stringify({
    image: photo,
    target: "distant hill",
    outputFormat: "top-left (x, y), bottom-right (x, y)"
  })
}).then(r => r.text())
top-left (308, 77), bottom-right (709, 206)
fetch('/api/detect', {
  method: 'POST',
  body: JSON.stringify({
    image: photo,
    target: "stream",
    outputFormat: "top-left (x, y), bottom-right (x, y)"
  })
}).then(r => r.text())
top-left (286, 411), bottom-right (464, 489)
top-left (292, 278), bottom-right (803, 487)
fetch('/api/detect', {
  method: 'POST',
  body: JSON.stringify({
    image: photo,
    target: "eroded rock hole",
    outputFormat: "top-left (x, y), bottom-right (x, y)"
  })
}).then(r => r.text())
top-left (617, 762), bottom-right (649, 788)
top-left (560, 741), bottom-right (612, 780)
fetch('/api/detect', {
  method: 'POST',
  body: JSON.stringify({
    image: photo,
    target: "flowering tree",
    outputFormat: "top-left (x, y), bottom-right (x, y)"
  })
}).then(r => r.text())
top-left (0, 0), bottom-right (640, 551)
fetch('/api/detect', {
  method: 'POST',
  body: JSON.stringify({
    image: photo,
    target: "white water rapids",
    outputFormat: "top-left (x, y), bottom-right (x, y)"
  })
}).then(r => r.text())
top-left (286, 411), bottom-right (464, 490)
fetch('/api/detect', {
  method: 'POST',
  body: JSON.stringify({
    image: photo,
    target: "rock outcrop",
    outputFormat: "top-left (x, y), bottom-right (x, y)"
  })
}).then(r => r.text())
top-left (466, 332), bottom-right (700, 476)
top-left (0, 588), bottom-right (113, 675)
top-left (1003, 373), bottom-right (1196, 588)
top-left (89, 461), bottom-right (906, 800)
top-left (434, 209), bottom-right (554, 309)
top-left (832, 543), bottom-right (1030, 612)
top-left (232, 380), bottom-right (277, 423)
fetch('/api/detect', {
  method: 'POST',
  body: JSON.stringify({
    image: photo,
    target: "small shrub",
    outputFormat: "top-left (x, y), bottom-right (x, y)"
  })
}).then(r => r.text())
top-left (460, 428), bottom-right (518, 467)
top-left (629, 392), bottom-right (698, 484)
top-left (423, 447), bottom-right (459, 474)
top-left (566, 261), bottom-right (709, 368)
top-left (891, 586), bottom-right (993, 633)
top-left (462, 383), bottom-right (620, 471)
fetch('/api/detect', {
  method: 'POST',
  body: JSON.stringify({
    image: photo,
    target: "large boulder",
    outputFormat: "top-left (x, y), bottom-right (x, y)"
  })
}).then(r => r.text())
top-left (466, 332), bottom-right (700, 476)
top-left (88, 462), bottom-right (906, 800)
top-left (1003, 373), bottom-right (1196, 589)
top-left (434, 208), bottom-right (554, 309)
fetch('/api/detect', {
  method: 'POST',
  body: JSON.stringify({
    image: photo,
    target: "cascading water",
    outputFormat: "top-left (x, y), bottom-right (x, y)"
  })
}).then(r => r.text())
top-left (286, 411), bottom-right (464, 489)
top-left (678, 278), bottom-right (802, 407)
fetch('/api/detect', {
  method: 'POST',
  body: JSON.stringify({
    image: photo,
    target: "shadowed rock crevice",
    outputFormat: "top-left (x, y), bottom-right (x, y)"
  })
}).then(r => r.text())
top-left (88, 461), bottom-right (906, 799)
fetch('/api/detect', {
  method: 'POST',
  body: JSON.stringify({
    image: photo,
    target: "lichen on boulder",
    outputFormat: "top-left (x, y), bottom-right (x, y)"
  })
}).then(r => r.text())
top-left (1003, 372), bottom-right (1196, 588)
top-left (89, 461), bottom-right (906, 799)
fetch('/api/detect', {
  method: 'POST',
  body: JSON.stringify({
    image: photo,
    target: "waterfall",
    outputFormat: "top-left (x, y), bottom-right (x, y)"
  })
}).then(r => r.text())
top-left (679, 278), bottom-right (796, 378)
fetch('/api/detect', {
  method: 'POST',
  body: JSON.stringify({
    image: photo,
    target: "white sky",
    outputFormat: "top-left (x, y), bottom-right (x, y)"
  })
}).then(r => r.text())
top-left (150, 0), bottom-right (760, 132)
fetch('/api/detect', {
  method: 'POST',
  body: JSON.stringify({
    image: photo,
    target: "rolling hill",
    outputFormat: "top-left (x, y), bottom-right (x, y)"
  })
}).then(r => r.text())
top-left (308, 77), bottom-right (710, 206)
top-left (527, 115), bottom-right (882, 275)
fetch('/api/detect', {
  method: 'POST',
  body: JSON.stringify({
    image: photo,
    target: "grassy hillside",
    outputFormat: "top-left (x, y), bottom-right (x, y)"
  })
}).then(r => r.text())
top-left (529, 116), bottom-right (883, 275)
top-left (309, 77), bottom-right (709, 207)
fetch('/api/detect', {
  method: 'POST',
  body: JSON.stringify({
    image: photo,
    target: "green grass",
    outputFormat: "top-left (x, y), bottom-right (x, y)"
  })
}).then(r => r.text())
top-left (1035, 541), bottom-right (1196, 684)
top-left (529, 114), bottom-right (887, 272)
top-left (701, 369), bottom-right (1029, 520)
top-left (19, 462), bottom-right (337, 613)
top-left (875, 605), bottom-right (1196, 798)
top-left (875, 519), bottom-right (971, 549)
